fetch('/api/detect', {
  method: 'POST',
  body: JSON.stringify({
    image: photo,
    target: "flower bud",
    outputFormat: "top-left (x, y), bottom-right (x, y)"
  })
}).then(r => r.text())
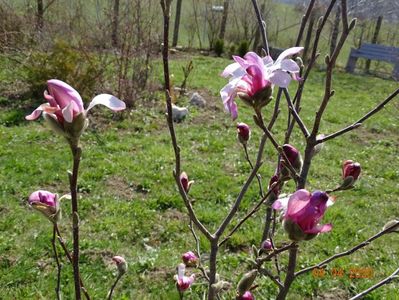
top-left (237, 291), bottom-right (254, 300)
top-left (28, 190), bottom-right (60, 223)
top-left (237, 269), bottom-right (258, 296)
top-left (237, 123), bottom-right (251, 145)
top-left (280, 144), bottom-right (302, 180)
top-left (340, 160), bottom-right (361, 189)
top-left (261, 239), bottom-right (272, 251)
top-left (182, 251), bottom-right (198, 267)
top-left (211, 280), bottom-right (232, 294)
top-left (180, 172), bottom-right (194, 194)
top-left (112, 256), bottom-right (128, 275)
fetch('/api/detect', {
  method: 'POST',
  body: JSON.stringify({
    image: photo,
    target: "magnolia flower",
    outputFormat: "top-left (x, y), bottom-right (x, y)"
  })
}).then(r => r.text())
top-left (26, 79), bottom-right (125, 139)
top-left (220, 47), bottom-right (303, 119)
top-left (28, 190), bottom-right (60, 223)
top-left (112, 256), bottom-right (128, 275)
top-left (174, 263), bottom-right (195, 292)
top-left (273, 190), bottom-right (333, 241)
top-left (341, 160), bottom-right (361, 189)
top-left (180, 172), bottom-right (194, 194)
top-left (237, 122), bottom-right (251, 144)
top-left (182, 251), bottom-right (198, 267)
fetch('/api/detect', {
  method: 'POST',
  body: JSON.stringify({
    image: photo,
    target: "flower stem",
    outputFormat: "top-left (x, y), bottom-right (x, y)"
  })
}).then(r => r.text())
top-left (107, 273), bottom-right (123, 300)
top-left (52, 225), bottom-right (62, 300)
top-left (69, 144), bottom-right (82, 300)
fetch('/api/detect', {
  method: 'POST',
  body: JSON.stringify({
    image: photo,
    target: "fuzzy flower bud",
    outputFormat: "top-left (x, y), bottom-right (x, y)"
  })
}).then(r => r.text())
top-left (180, 172), bottom-right (194, 194)
top-left (112, 256), bottom-right (128, 275)
top-left (175, 263), bottom-right (195, 292)
top-left (237, 269), bottom-right (258, 296)
top-left (182, 251), bottom-right (198, 267)
top-left (28, 190), bottom-right (60, 223)
top-left (237, 122), bottom-right (251, 144)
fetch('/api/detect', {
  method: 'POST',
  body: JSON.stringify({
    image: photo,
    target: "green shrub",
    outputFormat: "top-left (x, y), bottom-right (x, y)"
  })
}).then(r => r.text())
top-left (24, 40), bottom-right (103, 101)
top-left (237, 40), bottom-right (249, 57)
top-left (214, 39), bottom-right (224, 57)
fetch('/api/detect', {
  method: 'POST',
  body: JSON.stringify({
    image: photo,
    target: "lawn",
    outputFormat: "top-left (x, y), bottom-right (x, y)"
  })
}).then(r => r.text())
top-left (0, 54), bottom-right (398, 299)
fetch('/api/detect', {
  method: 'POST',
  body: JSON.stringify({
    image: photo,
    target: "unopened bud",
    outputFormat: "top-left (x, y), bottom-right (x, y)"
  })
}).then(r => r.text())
top-left (237, 123), bottom-right (251, 144)
top-left (237, 269), bottom-right (258, 296)
top-left (339, 160), bottom-right (361, 189)
top-left (180, 172), bottom-right (194, 194)
top-left (237, 291), bottom-right (255, 300)
top-left (182, 251), bottom-right (198, 267)
top-left (261, 239), bottom-right (272, 251)
top-left (280, 144), bottom-right (302, 180)
top-left (112, 256), bottom-right (128, 275)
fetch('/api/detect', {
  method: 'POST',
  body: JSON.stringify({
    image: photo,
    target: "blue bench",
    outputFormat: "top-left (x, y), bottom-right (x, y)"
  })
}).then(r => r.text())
top-left (345, 43), bottom-right (399, 80)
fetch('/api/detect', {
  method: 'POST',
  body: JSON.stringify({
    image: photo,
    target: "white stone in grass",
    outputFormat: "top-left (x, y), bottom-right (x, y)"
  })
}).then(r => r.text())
top-left (190, 92), bottom-right (206, 108)
top-left (172, 104), bottom-right (188, 122)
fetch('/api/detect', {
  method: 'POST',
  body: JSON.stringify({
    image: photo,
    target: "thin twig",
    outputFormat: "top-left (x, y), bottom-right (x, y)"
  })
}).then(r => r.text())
top-left (52, 225), bottom-right (62, 300)
top-left (251, 0), bottom-right (269, 55)
top-left (218, 181), bottom-right (278, 247)
top-left (317, 88), bottom-right (399, 144)
top-left (259, 268), bottom-right (283, 289)
top-left (256, 243), bottom-right (296, 265)
top-left (160, 0), bottom-right (212, 241)
top-left (283, 88), bottom-right (309, 138)
top-left (243, 144), bottom-right (264, 197)
top-left (295, 0), bottom-right (316, 46)
top-left (189, 221), bottom-right (209, 282)
top-left (295, 221), bottom-right (399, 277)
top-left (350, 267), bottom-right (399, 300)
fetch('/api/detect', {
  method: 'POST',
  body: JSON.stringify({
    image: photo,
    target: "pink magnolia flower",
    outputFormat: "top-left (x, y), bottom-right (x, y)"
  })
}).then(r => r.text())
top-left (182, 251), bottom-right (198, 267)
top-left (273, 190), bottom-right (333, 241)
top-left (112, 256), bottom-right (128, 275)
top-left (280, 144), bottom-right (303, 179)
top-left (175, 263), bottom-right (195, 292)
top-left (220, 47), bottom-right (303, 120)
top-left (239, 291), bottom-right (255, 300)
top-left (237, 122), bottom-right (251, 144)
top-left (180, 172), bottom-right (194, 194)
top-left (28, 190), bottom-right (60, 222)
top-left (26, 80), bottom-right (125, 136)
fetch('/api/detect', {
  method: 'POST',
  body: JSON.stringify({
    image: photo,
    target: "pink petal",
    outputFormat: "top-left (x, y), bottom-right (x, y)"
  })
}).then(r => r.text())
top-left (269, 70), bottom-right (292, 88)
top-left (272, 200), bottom-right (283, 210)
top-left (26, 106), bottom-right (44, 120)
top-left (276, 47), bottom-right (304, 62)
top-left (47, 79), bottom-right (84, 111)
top-left (62, 102), bottom-right (74, 123)
top-left (286, 189), bottom-right (311, 217)
top-left (244, 52), bottom-right (264, 67)
top-left (86, 94), bottom-right (126, 113)
top-left (280, 59), bottom-right (300, 73)
top-left (304, 223), bottom-right (333, 234)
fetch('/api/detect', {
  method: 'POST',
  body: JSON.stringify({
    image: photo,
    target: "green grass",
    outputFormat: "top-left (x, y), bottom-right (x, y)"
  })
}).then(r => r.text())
top-left (0, 54), bottom-right (398, 299)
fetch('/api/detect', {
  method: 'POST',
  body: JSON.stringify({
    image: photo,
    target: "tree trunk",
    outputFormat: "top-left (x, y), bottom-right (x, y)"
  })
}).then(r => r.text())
top-left (330, 4), bottom-right (341, 55)
top-left (172, 0), bottom-right (183, 47)
top-left (111, 0), bottom-right (120, 48)
top-left (365, 15), bottom-right (383, 73)
top-left (218, 0), bottom-right (229, 40)
top-left (37, 0), bottom-right (44, 31)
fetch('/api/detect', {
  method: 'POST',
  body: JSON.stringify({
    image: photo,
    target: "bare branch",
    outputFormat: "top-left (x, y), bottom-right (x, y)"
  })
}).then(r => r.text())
top-left (317, 88), bottom-right (399, 144)
top-left (350, 267), bottom-right (399, 300)
top-left (295, 221), bottom-right (399, 277)
top-left (283, 88), bottom-right (309, 138)
top-left (251, 0), bottom-right (269, 55)
top-left (295, 0), bottom-right (316, 46)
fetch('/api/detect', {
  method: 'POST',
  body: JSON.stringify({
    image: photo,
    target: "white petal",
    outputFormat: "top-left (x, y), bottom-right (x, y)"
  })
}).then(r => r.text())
top-left (86, 94), bottom-right (126, 113)
top-left (280, 59), bottom-right (300, 73)
top-left (177, 263), bottom-right (185, 280)
top-left (269, 70), bottom-right (292, 88)
top-left (276, 47), bottom-right (304, 62)
top-left (263, 56), bottom-right (274, 66)
top-left (62, 102), bottom-right (74, 123)
top-left (221, 62), bottom-right (244, 78)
